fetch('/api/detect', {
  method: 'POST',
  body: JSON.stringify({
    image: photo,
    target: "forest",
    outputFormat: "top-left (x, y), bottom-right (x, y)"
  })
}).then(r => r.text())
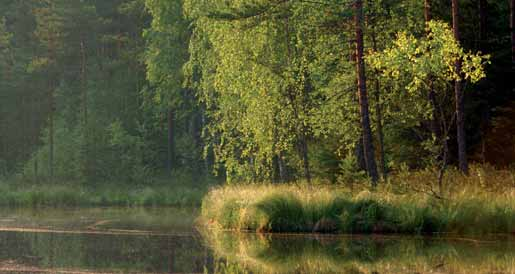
top-left (0, 1), bottom-right (514, 273)
top-left (0, 0), bottom-right (513, 203)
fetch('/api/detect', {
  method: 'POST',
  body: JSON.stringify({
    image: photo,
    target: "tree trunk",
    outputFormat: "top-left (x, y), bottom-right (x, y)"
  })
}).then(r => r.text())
top-left (272, 114), bottom-right (288, 183)
top-left (34, 155), bottom-right (39, 183)
top-left (278, 154), bottom-right (287, 182)
top-left (49, 94), bottom-right (54, 180)
top-left (373, 79), bottom-right (386, 181)
top-left (80, 38), bottom-right (87, 124)
top-left (452, 0), bottom-right (468, 174)
top-left (511, 0), bottom-right (515, 68)
top-left (351, 36), bottom-right (365, 173)
top-left (371, 29), bottom-right (386, 181)
top-left (355, 138), bottom-right (367, 171)
top-left (425, 0), bottom-right (442, 156)
top-left (479, 0), bottom-right (487, 50)
top-left (167, 109), bottom-right (175, 176)
top-left (424, 0), bottom-right (432, 22)
top-left (355, 0), bottom-right (379, 185)
top-left (301, 69), bottom-right (311, 183)
top-left (300, 135), bottom-right (311, 182)
top-left (479, 0), bottom-right (489, 164)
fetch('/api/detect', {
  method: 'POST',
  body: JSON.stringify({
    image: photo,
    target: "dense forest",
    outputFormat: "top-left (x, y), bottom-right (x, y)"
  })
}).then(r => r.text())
top-left (0, 0), bottom-right (513, 186)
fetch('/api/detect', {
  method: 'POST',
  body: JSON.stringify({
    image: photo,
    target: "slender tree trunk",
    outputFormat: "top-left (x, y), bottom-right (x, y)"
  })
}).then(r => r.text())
top-left (200, 111), bottom-right (213, 175)
top-left (49, 94), bottom-right (54, 180)
top-left (301, 70), bottom-right (311, 183)
top-left (272, 115), bottom-right (288, 183)
top-left (425, 0), bottom-right (432, 22)
top-left (437, 105), bottom-right (452, 194)
top-left (300, 135), bottom-right (311, 182)
top-left (452, 0), bottom-right (468, 174)
top-left (425, 0), bottom-right (442, 159)
top-left (511, 0), bottom-right (515, 68)
top-left (373, 79), bottom-right (386, 181)
top-left (479, 0), bottom-right (489, 164)
top-left (371, 29), bottom-right (386, 181)
top-left (167, 109), bottom-right (175, 176)
top-left (80, 38), bottom-right (87, 124)
top-left (355, 0), bottom-right (379, 185)
top-left (479, 0), bottom-right (487, 50)
top-left (79, 37), bottom-right (88, 178)
top-left (48, 49), bottom-right (55, 181)
top-left (350, 36), bottom-right (366, 173)
top-left (34, 157), bottom-right (38, 184)
top-left (272, 155), bottom-right (280, 183)
top-left (278, 153), bottom-right (287, 182)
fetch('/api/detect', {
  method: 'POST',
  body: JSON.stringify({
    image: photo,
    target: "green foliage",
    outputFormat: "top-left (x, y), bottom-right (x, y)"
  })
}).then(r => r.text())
top-left (368, 21), bottom-right (489, 90)
top-left (108, 120), bottom-right (154, 183)
top-left (0, 0), bottom-right (512, 199)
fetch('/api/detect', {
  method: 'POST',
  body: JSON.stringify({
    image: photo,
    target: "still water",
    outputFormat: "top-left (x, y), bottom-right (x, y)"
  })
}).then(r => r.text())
top-left (0, 207), bottom-right (512, 273)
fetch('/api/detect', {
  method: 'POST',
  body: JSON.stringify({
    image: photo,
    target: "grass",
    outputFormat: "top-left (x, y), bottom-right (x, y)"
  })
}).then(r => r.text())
top-left (0, 181), bottom-right (211, 208)
top-left (201, 165), bottom-right (515, 235)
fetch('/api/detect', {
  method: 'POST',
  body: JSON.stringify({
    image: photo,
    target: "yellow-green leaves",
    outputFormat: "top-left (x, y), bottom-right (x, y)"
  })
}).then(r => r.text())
top-left (368, 20), bottom-right (489, 95)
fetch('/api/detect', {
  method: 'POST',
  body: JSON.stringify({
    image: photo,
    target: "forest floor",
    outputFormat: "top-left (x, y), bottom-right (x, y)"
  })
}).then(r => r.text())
top-left (201, 166), bottom-right (515, 235)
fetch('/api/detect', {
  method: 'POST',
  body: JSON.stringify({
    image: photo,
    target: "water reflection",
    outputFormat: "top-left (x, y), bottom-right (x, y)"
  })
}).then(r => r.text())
top-left (0, 207), bottom-right (212, 273)
top-left (203, 230), bottom-right (515, 274)
top-left (0, 207), bottom-right (512, 273)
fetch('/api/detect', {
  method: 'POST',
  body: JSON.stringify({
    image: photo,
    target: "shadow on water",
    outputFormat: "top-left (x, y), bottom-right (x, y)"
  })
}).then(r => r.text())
top-left (202, 230), bottom-right (515, 274)
top-left (0, 207), bottom-right (513, 273)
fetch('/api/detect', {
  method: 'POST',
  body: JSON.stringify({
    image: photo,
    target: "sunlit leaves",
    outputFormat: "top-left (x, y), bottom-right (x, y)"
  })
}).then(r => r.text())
top-left (368, 20), bottom-right (489, 94)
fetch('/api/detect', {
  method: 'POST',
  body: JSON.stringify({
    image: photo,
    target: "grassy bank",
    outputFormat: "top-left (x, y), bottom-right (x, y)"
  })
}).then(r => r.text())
top-left (0, 182), bottom-right (210, 208)
top-left (201, 167), bottom-right (515, 235)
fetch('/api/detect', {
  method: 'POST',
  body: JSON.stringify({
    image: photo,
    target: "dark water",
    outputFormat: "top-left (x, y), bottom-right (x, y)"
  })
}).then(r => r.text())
top-left (0, 208), bottom-right (209, 273)
top-left (0, 208), bottom-right (513, 274)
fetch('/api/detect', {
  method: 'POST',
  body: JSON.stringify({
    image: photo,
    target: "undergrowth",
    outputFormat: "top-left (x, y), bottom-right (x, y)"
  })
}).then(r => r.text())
top-left (0, 182), bottom-right (209, 208)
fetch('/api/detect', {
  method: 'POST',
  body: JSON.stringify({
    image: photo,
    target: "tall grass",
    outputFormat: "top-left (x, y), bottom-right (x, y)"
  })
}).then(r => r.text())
top-left (201, 166), bottom-right (515, 235)
top-left (0, 182), bottom-right (209, 208)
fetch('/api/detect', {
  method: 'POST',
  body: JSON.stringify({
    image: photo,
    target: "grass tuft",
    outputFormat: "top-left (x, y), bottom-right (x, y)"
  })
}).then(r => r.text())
top-left (201, 167), bottom-right (515, 235)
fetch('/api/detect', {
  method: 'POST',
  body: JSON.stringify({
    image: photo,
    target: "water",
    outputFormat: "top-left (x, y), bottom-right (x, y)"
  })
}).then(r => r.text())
top-left (0, 207), bottom-right (513, 273)
top-left (0, 207), bottom-right (208, 273)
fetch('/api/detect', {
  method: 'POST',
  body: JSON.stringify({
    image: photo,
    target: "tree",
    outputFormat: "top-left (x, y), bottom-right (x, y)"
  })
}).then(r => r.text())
top-left (144, 0), bottom-right (190, 175)
top-left (511, 0), bottom-right (514, 68)
top-left (31, 0), bottom-right (67, 179)
top-left (368, 22), bottom-right (489, 178)
top-left (355, 0), bottom-right (379, 184)
top-left (479, 0), bottom-right (487, 51)
top-left (184, 1), bottom-right (322, 182)
top-left (452, 0), bottom-right (468, 174)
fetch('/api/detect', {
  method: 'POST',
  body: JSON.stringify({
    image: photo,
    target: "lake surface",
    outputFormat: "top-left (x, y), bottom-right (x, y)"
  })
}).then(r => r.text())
top-left (0, 207), bottom-right (513, 274)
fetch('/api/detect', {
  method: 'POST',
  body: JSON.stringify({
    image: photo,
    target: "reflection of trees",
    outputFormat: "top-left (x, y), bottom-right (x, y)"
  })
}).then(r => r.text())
top-left (0, 231), bottom-right (39, 265)
top-left (0, 231), bottom-right (210, 273)
top-left (202, 230), bottom-right (515, 274)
